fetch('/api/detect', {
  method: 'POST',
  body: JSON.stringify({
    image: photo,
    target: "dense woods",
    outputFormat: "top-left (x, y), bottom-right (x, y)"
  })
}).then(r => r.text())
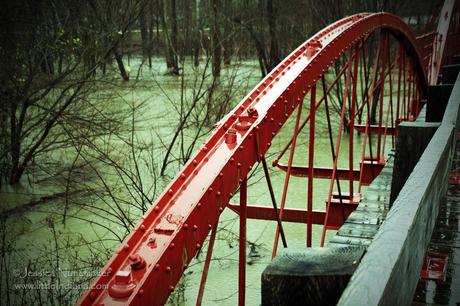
top-left (0, 0), bottom-right (436, 186)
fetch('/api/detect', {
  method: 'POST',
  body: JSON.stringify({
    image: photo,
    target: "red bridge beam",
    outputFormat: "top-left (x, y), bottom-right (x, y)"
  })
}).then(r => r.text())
top-left (78, 12), bottom-right (426, 306)
top-left (274, 159), bottom-right (385, 185)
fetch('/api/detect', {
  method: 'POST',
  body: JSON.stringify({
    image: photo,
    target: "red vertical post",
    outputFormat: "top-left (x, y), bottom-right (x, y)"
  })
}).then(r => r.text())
top-left (402, 49), bottom-right (407, 120)
top-left (307, 84), bottom-right (316, 247)
top-left (396, 43), bottom-right (403, 124)
top-left (349, 45), bottom-right (359, 200)
top-left (382, 39), bottom-right (394, 157)
top-left (196, 222), bottom-right (218, 306)
top-left (412, 72), bottom-right (417, 116)
top-left (377, 32), bottom-right (388, 161)
top-left (239, 177), bottom-right (247, 306)
top-left (407, 60), bottom-right (413, 119)
top-left (272, 99), bottom-right (304, 258)
top-left (321, 52), bottom-right (353, 246)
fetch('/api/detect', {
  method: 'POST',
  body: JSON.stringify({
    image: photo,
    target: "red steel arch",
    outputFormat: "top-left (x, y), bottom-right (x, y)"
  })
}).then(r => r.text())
top-left (79, 12), bottom-right (427, 306)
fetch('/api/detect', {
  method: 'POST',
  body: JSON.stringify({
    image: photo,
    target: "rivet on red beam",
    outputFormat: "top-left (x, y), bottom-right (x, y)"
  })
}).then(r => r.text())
top-left (197, 203), bottom-right (202, 208)
top-left (193, 225), bottom-right (198, 231)
top-left (169, 243), bottom-right (175, 250)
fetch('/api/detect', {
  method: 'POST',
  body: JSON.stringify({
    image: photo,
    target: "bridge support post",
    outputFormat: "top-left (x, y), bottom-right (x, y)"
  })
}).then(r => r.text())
top-left (261, 246), bottom-right (365, 306)
top-left (390, 122), bottom-right (440, 205)
top-left (426, 84), bottom-right (454, 122)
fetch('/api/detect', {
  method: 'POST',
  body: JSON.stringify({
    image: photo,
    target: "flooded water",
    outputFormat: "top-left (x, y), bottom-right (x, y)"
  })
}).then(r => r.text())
top-left (0, 56), bottom-right (391, 305)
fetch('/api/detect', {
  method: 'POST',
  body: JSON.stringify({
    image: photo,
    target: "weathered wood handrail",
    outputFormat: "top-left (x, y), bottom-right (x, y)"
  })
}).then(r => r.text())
top-left (338, 72), bottom-right (460, 306)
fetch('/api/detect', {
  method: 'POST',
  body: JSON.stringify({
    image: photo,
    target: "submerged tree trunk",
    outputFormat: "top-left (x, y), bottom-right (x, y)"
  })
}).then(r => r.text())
top-left (139, 3), bottom-right (149, 59)
top-left (267, 0), bottom-right (280, 71)
top-left (222, 0), bottom-right (232, 65)
top-left (193, 0), bottom-right (201, 67)
top-left (113, 50), bottom-right (130, 81)
top-left (159, 0), bottom-right (179, 74)
top-left (211, 0), bottom-right (222, 78)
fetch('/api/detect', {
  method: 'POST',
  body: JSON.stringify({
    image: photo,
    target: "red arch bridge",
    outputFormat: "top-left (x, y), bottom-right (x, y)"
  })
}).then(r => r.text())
top-left (79, 1), bottom-right (460, 305)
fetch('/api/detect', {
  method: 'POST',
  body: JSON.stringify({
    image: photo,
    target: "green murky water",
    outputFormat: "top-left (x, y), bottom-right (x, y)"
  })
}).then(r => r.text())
top-left (0, 56), bottom-right (393, 305)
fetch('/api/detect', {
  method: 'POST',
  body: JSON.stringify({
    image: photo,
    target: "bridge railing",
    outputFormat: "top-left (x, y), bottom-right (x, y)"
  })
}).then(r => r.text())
top-left (337, 71), bottom-right (460, 306)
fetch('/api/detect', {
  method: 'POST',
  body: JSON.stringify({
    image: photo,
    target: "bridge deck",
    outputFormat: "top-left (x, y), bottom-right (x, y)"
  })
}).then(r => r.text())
top-left (413, 134), bottom-right (460, 305)
top-left (328, 153), bottom-right (393, 247)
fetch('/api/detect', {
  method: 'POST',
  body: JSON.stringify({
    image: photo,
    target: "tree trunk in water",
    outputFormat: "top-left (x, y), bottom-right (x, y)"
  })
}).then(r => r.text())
top-left (170, 0), bottom-right (179, 73)
top-left (211, 0), bottom-right (221, 79)
top-left (147, 1), bottom-right (154, 68)
top-left (9, 103), bottom-right (21, 184)
top-left (159, 0), bottom-right (179, 74)
top-left (193, 0), bottom-right (201, 67)
top-left (222, 0), bottom-right (232, 65)
top-left (139, 2), bottom-right (149, 59)
top-left (114, 50), bottom-right (130, 81)
top-left (267, 0), bottom-right (280, 71)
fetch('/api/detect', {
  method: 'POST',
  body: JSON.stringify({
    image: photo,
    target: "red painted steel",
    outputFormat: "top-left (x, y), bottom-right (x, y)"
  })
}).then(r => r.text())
top-left (195, 222), bottom-right (217, 306)
top-left (78, 13), bottom-right (427, 306)
top-left (238, 177), bottom-right (247, 306)
top-left (307, 85), bottom-right (316, 247)
top-left (227, 203), bottom-right (326, 224)
top-left (273, 162), bottom-right (385, 185)
top-left (420, 253), bottom-right (449, 281)
top-left (353, 124), bottom-right (396, 135)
